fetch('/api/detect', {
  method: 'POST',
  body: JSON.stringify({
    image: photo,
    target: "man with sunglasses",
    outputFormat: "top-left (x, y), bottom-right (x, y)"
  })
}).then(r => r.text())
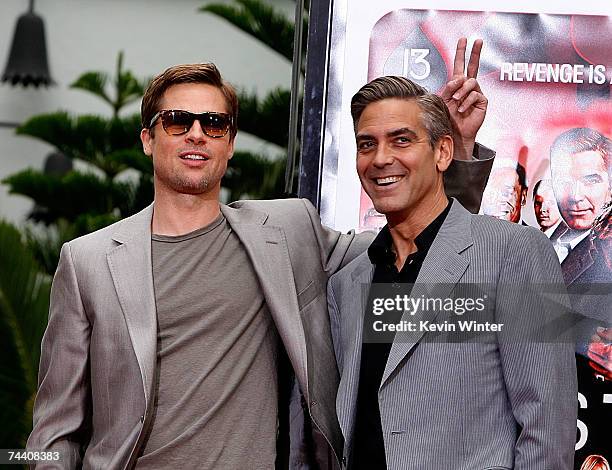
top-left (28, 40), bottom-right (493, 469)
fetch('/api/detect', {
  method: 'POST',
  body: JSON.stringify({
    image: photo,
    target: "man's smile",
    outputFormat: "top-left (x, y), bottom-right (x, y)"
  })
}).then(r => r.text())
top-left (374, 176), bottom-right (403, 186)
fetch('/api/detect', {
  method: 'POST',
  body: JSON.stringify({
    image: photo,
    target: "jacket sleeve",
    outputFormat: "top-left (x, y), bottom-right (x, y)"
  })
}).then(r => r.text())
top-left (300, 198), bottom-right (374, 275)
top-left (444, 143), bottom-right (495, 213)
top-left (27, 243), bottom-right (91, 469)
top-left (495, 227), bottom-right (577, 469)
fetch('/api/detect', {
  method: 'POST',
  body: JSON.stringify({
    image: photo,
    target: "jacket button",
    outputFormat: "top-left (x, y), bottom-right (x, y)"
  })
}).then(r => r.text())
top-left (310, 400), bottom-right (317, 407)
top-left (140, 415), bottom-right (144, 423)
top-left (342, 456), bottom-right (347, 466)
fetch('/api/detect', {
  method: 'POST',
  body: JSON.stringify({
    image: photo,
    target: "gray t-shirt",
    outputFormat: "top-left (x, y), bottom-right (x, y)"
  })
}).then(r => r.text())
top-left (136, 214), bottom-right (279, 469)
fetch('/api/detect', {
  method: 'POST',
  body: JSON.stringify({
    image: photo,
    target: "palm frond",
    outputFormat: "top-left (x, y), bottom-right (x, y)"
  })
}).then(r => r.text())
top-left (129, 175), bottom-right (154, 215)
top-left (0, 221), bottom-right (51, 445)
top-left (70, 52), bottom-right (145, 117)
top-left (237, 88), bottom-right (291, 147)
top-left (201, 0), bottom-right (295, 62)
top-left (3, 169), bottom-right (133, 223)
top-left (114, 52), bottom-right (147, 114)
top-left (223, 151), bottom-right (286, 201)
top-left (106, 149), bottom-right (152, 175)
top-left (24, 220), bottom-right (76, 276)
top-left (70, 71), bottom-right (113, 107)
top-left (107, 114), bottom-right (144, 153)
top-left (16, 112), bottom-right (143, 177)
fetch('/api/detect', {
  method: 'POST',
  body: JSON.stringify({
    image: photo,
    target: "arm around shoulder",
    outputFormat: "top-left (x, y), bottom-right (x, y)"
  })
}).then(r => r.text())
top-left (300, 198), bottom-right (373, 274)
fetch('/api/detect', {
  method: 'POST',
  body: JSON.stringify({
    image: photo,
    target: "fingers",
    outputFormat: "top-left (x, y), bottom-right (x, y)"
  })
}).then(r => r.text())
top-left (452, 37), bottom-right (483, 78)
top-left (452, 37), bottom-right (468, 77)
top-left (467, 39), bottom-right (483, 78)
top-left (457, 90), bottom-right (487, 113)
top-left (452, 77), bottom-right (482, 99)
top-left (440, 76), bottom-right (487, 114)
top-left (439, 76), bottom-right (466, 101)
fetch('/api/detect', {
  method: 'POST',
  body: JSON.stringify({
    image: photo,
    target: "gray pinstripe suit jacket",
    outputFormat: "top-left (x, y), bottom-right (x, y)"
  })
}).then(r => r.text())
top-left (328, 201), bottom-right (578, 470)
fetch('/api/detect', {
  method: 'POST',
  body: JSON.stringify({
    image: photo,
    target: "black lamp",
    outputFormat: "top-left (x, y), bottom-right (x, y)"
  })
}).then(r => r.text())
top-left (2, 0), bottom-right (54, 87)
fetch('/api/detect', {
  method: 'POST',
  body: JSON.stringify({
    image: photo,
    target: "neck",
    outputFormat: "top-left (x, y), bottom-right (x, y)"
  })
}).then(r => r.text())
top-left (152, 188), bottom-right (221, 236)
top-left (386, 192), bottom-right (448, 271)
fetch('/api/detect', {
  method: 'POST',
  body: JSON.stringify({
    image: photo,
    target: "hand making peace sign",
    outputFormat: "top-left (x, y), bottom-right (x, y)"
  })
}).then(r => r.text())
top-left (439, 38), bottom-right (488, 161)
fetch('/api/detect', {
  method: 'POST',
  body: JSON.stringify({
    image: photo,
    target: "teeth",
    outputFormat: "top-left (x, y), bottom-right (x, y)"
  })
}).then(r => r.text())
top-left (376, 176), bottom-right (402, 185)
top-left (182, 154), bottom-right (208, 160)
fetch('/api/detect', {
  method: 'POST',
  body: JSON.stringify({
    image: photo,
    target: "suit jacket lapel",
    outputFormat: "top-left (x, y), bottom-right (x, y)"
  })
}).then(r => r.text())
top-left (550, 222), bottom-right (595, 285)
top-left (381, 201), bottom-right (472, 387)
top-left (561, 236), bottom-right (595, 285)
top-left (337, 255), bottom-right (374, 444)
top-left (107, 204), bottom-right (157, 407)
top-left (221, 204), bottom-right (310, 396)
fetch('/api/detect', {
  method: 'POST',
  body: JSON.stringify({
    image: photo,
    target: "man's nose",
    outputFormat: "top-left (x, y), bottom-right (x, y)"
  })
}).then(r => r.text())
top-left (185, 119), bottom-right (208, 144)
top-left (372, 144), bottom-right (394, 167)
top-left (567, 180), bottom-right (586, 202)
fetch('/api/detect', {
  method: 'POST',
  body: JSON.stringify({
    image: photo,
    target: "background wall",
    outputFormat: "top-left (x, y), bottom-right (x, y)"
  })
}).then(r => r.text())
top-left (0, 0), bottom-right (294, 224)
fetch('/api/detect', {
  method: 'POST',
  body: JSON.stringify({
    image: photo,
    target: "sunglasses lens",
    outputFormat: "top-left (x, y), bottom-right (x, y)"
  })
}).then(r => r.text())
top-left (202, 113), bottom-right (231, 138)
top-left (162, 111), bottom-right (194, 135)
top-left (159, 111), bottom-right (231, 137)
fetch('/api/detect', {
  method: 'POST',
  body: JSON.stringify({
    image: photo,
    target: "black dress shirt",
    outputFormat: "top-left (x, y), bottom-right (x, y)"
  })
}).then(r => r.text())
top-left (351, 201), bottom-right (452, 470)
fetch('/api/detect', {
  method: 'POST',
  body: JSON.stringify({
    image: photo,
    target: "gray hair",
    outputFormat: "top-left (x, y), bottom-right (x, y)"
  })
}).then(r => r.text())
top-left (350, 76), bottom-right (452, 148)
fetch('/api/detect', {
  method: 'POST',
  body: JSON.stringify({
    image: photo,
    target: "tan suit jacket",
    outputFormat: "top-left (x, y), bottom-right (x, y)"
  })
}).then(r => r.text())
top-left (27, 199), bottom-right (370, 469)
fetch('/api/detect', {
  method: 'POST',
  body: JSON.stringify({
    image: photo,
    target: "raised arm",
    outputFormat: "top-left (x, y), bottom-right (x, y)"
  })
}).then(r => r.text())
top-left (440, 38), bottom-right (494, 212)
top-left (439, 37), bottom-right (488, 161)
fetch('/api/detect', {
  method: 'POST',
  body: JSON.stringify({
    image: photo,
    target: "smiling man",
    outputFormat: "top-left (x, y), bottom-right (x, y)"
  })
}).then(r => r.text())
top-left (550, 128), bottom-right (611, 232)
top-left (549, 128), bottom-right (612, 283)
top-left (328, 76), bottom-right (577, 469)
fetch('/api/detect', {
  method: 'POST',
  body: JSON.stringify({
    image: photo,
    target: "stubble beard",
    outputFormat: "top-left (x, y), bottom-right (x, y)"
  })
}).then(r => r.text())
top-left (173, 172), bottom-right (212, 194)
top-left (158, 169), bottom-right (219, 196)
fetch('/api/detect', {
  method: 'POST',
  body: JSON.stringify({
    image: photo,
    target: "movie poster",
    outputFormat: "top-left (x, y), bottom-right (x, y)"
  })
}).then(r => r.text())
top-left (317, 2), bottom-right (611, 467)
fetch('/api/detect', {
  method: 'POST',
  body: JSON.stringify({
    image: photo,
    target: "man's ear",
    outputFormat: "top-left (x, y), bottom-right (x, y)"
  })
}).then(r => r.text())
top-left (228, 135), bottom-right (235, 160)
top-left (140, 128), bottom-right (153, 157)
top-left (435, 135), bottom-right (454, 172)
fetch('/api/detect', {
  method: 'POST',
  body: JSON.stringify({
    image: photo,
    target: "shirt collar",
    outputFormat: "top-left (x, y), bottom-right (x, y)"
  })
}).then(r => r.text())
top-left (543, 219), bottom-right (562, 238)
top-left (368, 200), bottom-right (452, 266)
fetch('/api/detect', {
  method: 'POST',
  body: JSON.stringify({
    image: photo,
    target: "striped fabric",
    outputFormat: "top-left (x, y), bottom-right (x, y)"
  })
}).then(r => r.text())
top-left (328, 200), bottom-right (577, 470)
